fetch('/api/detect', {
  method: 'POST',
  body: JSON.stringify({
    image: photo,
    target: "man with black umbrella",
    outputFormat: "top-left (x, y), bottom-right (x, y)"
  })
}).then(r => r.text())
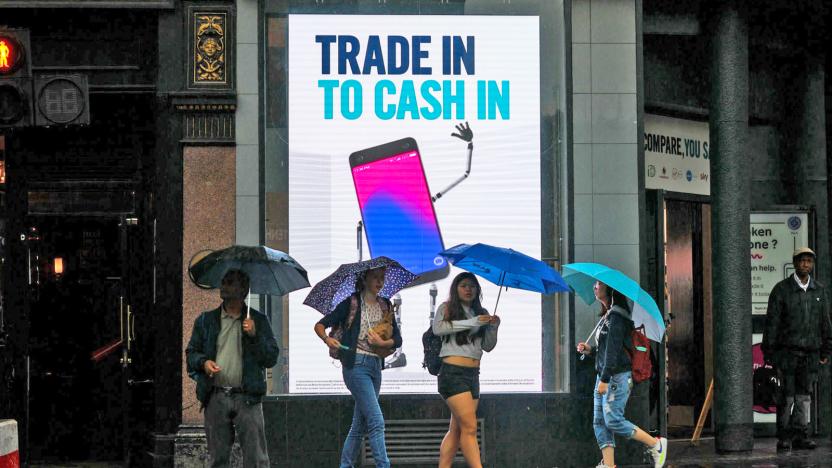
top-left (762, 247), bottom-right (832, 452)
top-left (186, 269), bottom-right (279, 467)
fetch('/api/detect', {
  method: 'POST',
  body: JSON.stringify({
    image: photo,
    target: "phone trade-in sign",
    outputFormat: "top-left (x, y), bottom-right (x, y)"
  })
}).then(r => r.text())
top-left (287, 15), bottom-right (542, 394)
top-left (750, 212), bottom-right (809, 315)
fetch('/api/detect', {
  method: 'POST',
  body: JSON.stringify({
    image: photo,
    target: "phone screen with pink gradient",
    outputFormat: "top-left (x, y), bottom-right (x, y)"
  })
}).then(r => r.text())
top-left (350, 138), bottom-right (449, 284)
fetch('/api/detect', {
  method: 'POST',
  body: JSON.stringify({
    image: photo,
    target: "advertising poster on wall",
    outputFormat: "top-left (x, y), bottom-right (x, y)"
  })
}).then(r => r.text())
top-left (750, 212), bottom-right (809, 315)
top-left (644, 114), bottom-right (710, 195)
top-left (287, 15), bottom-right (542, 394)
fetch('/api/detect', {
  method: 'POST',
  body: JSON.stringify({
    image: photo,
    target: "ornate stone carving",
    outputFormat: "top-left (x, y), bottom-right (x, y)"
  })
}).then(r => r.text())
top-left (194, 14), bottom-right (226, 83)
top-left (187, 3), bottom-right (234, 90)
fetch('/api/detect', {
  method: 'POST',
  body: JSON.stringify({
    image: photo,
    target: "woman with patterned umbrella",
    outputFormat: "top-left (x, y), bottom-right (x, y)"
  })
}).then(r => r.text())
top-left (307, 256), bottom-right (416, 468)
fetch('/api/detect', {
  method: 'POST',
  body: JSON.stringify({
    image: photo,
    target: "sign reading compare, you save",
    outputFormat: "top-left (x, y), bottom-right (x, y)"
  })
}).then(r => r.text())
top-left (644, 114), bottom-right (710, 195)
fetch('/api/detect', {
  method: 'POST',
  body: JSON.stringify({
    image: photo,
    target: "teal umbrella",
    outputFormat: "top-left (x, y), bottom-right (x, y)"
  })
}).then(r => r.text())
top-left (562, 262), bottom-right (666, 342)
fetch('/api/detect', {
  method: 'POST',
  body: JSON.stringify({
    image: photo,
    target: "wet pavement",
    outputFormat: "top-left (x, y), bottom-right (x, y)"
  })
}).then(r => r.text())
top-left (26, 437), bottom-right (832, 467)
top-left (659, 437), bottom-right (832, 468)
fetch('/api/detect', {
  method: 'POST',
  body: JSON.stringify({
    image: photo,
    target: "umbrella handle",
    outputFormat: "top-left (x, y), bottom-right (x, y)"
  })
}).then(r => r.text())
top-left (492, 272), bottom-right (506, 315)
top-left (579, 319), bottom-right (603, 361)
top-left (246, 287), bottom-right (251, 320)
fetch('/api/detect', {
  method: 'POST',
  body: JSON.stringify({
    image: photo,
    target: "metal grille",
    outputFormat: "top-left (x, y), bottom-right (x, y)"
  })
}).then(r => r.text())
top-left (362, 418), bottom-right (485, 465)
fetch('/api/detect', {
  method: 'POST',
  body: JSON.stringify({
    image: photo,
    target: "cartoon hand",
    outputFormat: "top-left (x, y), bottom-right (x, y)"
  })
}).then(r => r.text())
top-left (451, 122), bottom-right (473, 142)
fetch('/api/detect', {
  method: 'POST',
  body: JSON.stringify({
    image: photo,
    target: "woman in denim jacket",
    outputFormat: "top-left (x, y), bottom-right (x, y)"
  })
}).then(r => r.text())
top-left (314, 267), bottom-right (402, 468)
top-left (577, 281), bottom-right (667, 468)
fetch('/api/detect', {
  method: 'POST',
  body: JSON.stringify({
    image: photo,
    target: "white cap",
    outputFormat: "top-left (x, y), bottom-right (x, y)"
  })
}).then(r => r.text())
top-left (793, 247), bottom-right (816, 259)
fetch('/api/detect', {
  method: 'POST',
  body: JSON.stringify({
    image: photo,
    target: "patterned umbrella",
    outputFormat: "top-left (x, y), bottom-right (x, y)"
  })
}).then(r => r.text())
top-left (188, 245), bottom-right (310, 296)
top-left (303, 256), bottom-right (417, 314)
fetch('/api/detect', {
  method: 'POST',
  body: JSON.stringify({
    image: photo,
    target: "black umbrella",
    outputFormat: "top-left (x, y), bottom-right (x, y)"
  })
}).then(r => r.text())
top-left (303, 256), bottom-right (417, 314)
top-left (188, 245), bottom-right (310, 296)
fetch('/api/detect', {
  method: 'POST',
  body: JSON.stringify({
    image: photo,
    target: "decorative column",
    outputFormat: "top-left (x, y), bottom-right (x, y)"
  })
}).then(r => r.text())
top-left (794, 50), bottom-right (831, 437)
top-left (708, 0), bottom-right (753, 453)
top-left (153, 2), bottom-right (237, 467)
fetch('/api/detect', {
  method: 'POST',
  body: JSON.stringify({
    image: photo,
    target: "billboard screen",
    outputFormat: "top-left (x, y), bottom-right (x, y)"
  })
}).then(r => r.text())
top-left (287, 14), bottom-right (542, 394)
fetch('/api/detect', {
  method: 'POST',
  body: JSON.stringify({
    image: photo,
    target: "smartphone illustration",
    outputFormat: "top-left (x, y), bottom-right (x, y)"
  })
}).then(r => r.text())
top-left (350, 137), bottom-right (450, 286)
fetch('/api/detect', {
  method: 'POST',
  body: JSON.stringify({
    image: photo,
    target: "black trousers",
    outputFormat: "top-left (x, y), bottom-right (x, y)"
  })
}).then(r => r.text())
top-left (775, 353), bottom-right (817, 441)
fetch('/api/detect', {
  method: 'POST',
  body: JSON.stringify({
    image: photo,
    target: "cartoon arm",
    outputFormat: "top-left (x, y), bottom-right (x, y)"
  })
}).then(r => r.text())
top-left (432, 122), bottom-right (474, 202)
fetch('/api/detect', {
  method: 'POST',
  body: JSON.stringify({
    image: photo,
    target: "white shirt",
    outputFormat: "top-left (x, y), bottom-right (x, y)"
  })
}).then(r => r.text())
top-left (356, 298), bottom-right (383, 356)
top-left (793, 273), bottom-right (810, 292)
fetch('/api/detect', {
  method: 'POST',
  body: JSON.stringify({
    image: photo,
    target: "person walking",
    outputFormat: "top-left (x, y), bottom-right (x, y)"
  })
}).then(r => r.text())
top-left (762, 247), bottom-right (832, 451)
top-left (433, 272), bottom-right (500, 468)
top-left (577, 280), bottom-right (667, 468)
top-left (314, 267), bottom-right (401, 468)
top-left (185, 269), bottom-right (279, 468)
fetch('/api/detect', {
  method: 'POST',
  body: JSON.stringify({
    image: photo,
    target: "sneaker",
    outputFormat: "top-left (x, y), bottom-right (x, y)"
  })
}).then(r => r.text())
top-left (595, 463), bottom-right (615, 468)
top-left (792, 438), bottom-right (818, 450)
top-left (649, 436), bottom-right (668, 468)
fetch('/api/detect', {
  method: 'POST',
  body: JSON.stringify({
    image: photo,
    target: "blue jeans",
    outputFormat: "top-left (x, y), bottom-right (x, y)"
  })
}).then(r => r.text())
top-left (593, 372), bottom-right (636, 449)
top-left (340, 354), bottom-right (390, 468)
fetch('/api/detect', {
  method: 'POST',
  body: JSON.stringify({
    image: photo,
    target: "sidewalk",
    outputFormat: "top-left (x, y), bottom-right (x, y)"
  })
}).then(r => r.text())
top-left (656, 437), bottom-right (832, 468)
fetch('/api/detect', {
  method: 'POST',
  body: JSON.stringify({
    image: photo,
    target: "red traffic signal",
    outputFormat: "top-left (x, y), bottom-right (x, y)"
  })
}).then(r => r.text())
top-left (0, 34), bottom-right (25, 76)
top-left (0, 29), bottom-right (32, 127)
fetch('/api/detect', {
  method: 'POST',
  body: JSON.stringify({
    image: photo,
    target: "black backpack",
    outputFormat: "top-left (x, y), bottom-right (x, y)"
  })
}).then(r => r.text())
top-left (753, 365), bottom-right (779, 411)
top-left (422, 325), bottom-right (443, 376)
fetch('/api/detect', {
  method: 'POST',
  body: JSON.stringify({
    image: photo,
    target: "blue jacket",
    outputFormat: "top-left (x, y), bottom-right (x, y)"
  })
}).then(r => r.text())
top-left (317, 294), bottom-right (402, 369)
top-left (592, 305), bottom-right (633, 383)
top-left (186, 306), bottom-right (279, 407)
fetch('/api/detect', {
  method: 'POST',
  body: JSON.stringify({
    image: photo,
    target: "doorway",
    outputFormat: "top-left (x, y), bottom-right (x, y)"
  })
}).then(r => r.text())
top-left (24, 214), bottom-right (152, 465)
top-left (663, 198), bottom-right (713, 438)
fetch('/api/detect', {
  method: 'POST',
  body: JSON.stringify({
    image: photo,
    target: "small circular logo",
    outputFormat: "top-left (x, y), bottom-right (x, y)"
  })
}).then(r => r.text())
top-left (433, 256), bottom-right (445, 266)
top-left (787, 216), bottom-right (802, 231)
top-left (686, 170), bottom-right (693, 182)
top-left (647, 165), bottom-right (656, 177)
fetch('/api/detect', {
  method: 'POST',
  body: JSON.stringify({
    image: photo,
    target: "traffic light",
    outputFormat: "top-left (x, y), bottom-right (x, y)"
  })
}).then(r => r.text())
top-left (0, 28), bottom-right (33, 128)
top-left (34, 74), bottom-right (89, 126)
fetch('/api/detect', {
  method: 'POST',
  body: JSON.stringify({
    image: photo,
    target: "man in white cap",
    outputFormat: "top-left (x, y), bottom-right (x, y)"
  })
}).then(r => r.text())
top-left (762, 247), bottom-right (832, 451)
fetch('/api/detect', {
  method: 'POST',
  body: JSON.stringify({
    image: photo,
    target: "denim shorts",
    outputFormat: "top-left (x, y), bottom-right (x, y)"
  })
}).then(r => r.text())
top-left (438, 362), bottom-right (480, 399)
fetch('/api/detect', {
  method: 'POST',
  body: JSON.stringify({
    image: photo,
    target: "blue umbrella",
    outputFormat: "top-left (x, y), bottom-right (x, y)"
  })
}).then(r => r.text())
top-left (188, 245), bottom-right (310, 296)
top-left (438, 243), bottom-right (570, 313)
top-left (303, 256), bottom-right (418, 314)
top-left (562, 262), bottom-right (665, 342)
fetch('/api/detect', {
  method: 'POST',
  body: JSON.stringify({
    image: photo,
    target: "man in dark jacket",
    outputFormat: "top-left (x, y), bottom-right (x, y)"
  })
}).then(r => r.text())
top-left (186, 269), bottom-right (279, 467)
top-left (762, 247), bottom-right (832, 451)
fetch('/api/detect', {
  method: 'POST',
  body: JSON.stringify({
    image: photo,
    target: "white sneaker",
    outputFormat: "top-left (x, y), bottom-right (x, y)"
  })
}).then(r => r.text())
top-left (649, 436), bottom-right (668, 468)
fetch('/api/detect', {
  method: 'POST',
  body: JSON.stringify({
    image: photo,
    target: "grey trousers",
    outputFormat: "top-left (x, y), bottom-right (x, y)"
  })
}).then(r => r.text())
top-left (775, 355), bottom-right (816, 441)
top-left (205, 390), bottom-right (270, 468)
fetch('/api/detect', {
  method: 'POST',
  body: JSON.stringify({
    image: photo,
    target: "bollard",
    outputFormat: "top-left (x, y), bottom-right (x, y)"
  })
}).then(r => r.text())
top-left (0, 420), bottom-right (19, 468)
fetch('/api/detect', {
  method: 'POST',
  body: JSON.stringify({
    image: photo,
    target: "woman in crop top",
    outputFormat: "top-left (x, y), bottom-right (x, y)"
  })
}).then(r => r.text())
top-left (432, 272), bottom-right (500, 468)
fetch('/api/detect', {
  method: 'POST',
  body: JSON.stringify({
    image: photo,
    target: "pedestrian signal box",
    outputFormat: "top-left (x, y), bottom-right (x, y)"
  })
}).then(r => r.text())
top-left (35, 75), bottom-right (90, 126)
top-left (0, 34), bottom-right (24, 74)
top-left (0, 29), bottom-right (33, 128)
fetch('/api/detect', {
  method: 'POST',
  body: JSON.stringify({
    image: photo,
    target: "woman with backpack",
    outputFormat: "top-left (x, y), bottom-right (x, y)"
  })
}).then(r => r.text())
top-left (576, 280), bottom-right (667, 468)
top-left (314, 267), bottom-right (401, 468)
top-left (433, 272), bottom-right (500, 468)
